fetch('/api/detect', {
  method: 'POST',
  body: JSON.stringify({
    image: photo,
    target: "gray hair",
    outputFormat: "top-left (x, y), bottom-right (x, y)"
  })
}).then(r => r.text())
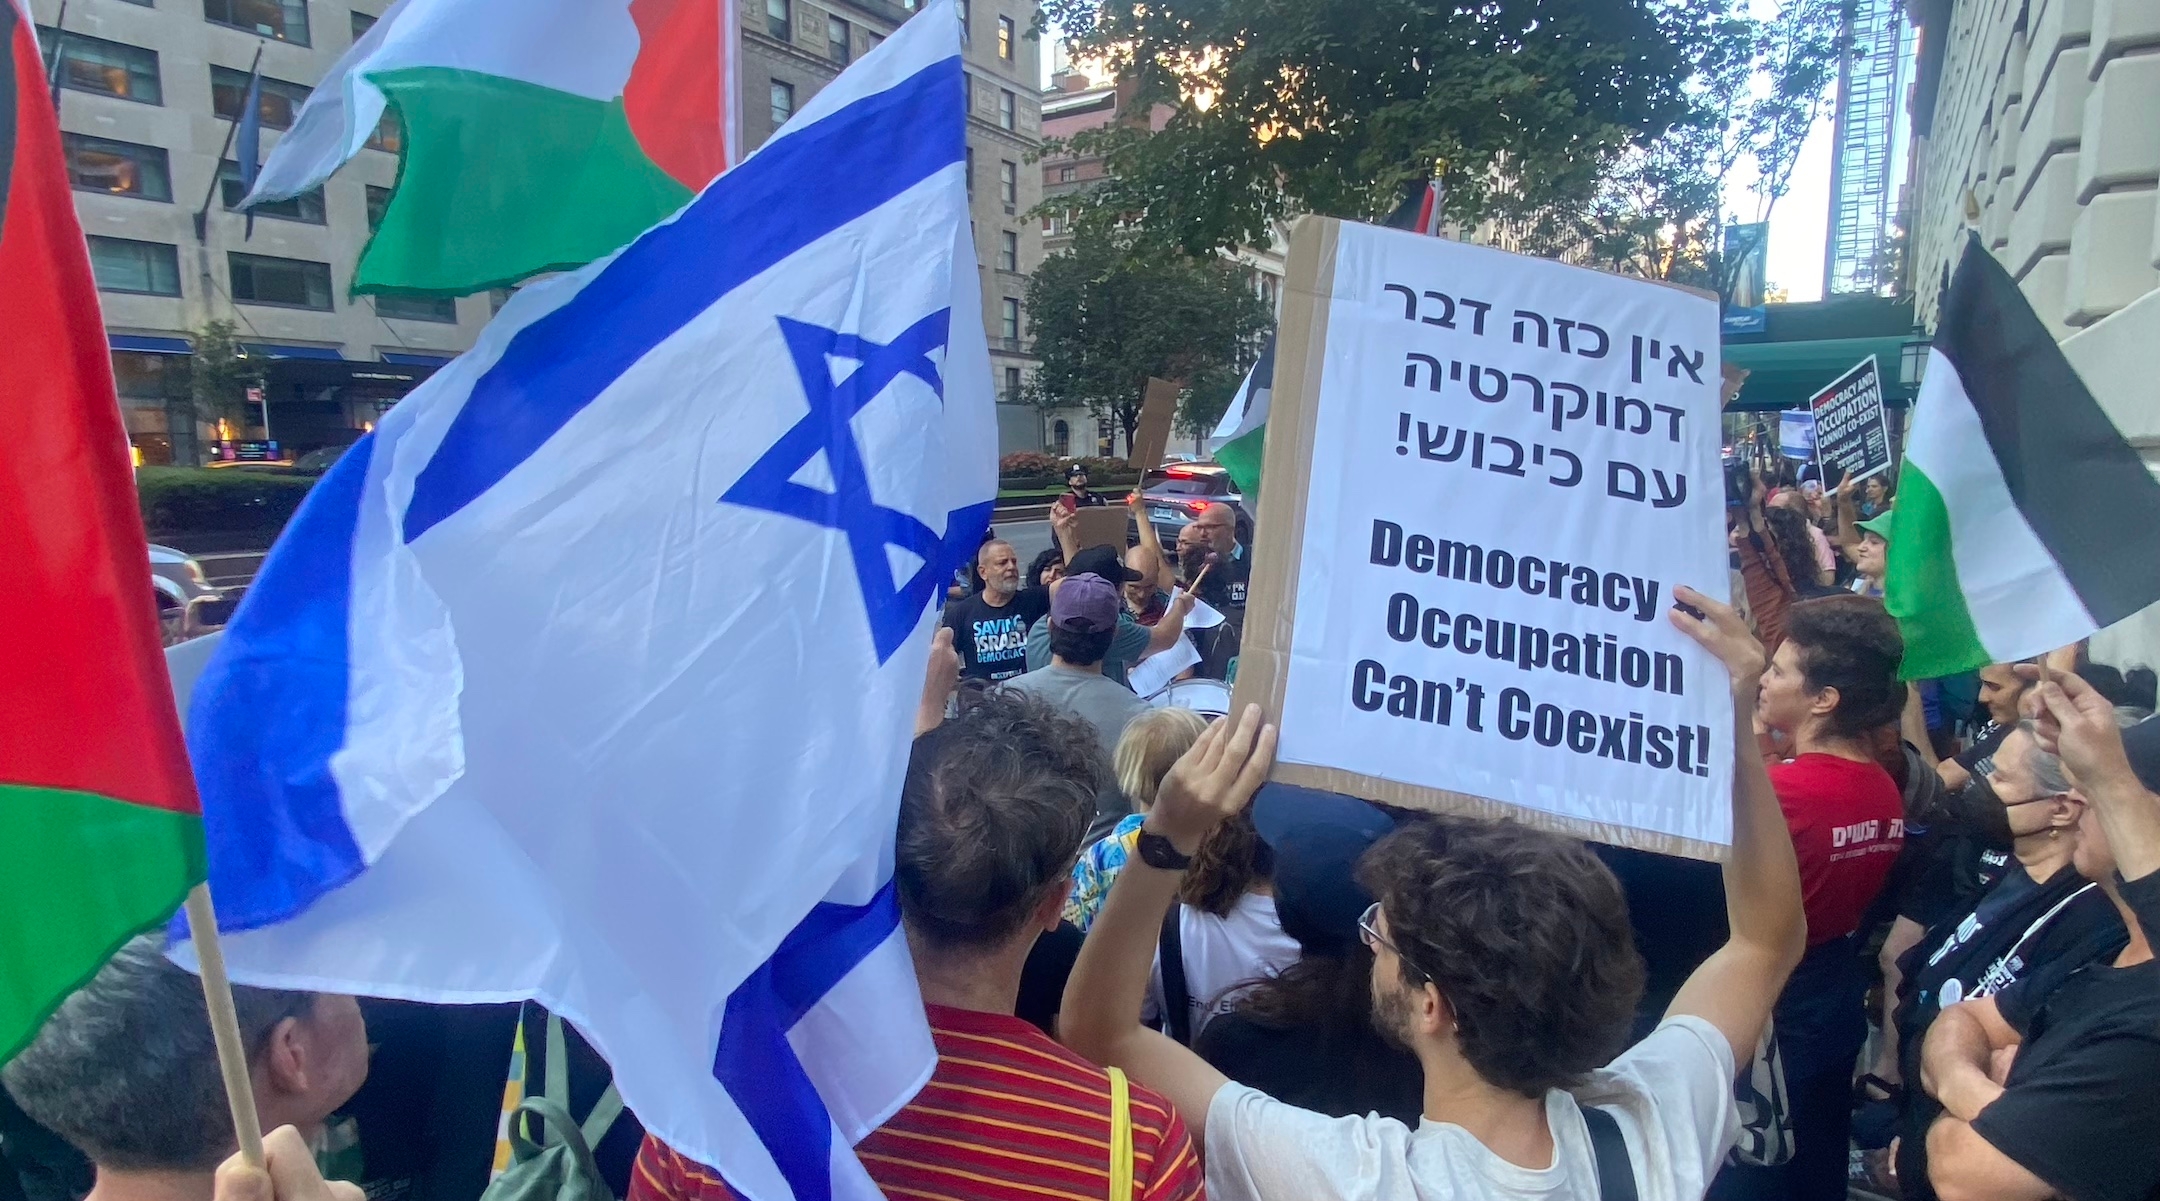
top-left (2017, 713), bottom-right (2142, 797)
top-left (2, 937), bottom-right (316, 1171)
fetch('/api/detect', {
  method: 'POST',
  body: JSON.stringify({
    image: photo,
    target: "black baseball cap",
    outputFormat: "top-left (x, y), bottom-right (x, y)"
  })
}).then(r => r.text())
top-left (1066, 543), bottom-right (1143, 583)
top-left (1252, 784), bottom-right (1400, 956)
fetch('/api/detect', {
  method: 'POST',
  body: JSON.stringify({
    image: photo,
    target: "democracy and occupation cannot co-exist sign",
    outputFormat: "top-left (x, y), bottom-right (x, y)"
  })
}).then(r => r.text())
top-left (1810, 356), bottom-right (1893, 486)
top-left (1233, 217), bottom-right (1735, 859)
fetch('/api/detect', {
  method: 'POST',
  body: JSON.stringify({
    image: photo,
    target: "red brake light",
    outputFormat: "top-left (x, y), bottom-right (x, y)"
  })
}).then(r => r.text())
top-left (1185, 500), bottom-right (1211, 513)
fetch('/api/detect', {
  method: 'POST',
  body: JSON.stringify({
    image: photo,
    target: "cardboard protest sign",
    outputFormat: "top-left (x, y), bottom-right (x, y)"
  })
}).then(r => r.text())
top-left (1232, 217), bottom-right (1735, 859)
top-left (1810, 356), bottom-right (1892, 486)
top-left (1130, 378), bottom-right (1181, 475)
top-left (1072, 505), bottom-right (1129, 553)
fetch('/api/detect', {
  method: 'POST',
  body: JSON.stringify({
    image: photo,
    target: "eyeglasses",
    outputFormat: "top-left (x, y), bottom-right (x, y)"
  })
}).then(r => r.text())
top-left (1358, 901), bottom-right (1430, 984)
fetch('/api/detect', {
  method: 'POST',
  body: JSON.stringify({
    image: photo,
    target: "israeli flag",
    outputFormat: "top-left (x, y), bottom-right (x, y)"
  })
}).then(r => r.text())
top-left (175, 8), bottom-right (989, 1201)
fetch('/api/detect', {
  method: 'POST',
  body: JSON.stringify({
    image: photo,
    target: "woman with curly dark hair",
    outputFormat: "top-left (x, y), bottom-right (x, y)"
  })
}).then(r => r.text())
top-left (1148, 802), bottom-right (1298, 1043)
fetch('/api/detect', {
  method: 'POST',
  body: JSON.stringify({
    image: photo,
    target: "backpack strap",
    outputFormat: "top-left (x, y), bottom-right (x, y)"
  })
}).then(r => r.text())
top-left (1158, 905), bottom-right (1192, 1046)
top-left (1106, 1067), bottom-right (1134, 1201)
top-left (543, 1011), bottom-right (626, 1151)
top-left (1581, 1106), bottom-right (1637, 1201)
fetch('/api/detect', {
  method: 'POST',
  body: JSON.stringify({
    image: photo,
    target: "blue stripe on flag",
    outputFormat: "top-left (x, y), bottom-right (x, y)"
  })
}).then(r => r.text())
top-left (402, 56), bottom-right (967, 544)
top-left (182, 434), bottom-right (378, 933)
top-left (713, 881), bottom-right (904, 1201)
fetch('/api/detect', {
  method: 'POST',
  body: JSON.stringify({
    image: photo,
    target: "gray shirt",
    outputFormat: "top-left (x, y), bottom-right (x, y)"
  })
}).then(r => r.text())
top-left (1002, 662), bottom-right (1147, 769)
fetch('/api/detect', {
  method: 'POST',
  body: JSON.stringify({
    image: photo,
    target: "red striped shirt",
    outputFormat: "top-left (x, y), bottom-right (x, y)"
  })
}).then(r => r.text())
top-left (630, 1005), bottom-right (1204, 1201)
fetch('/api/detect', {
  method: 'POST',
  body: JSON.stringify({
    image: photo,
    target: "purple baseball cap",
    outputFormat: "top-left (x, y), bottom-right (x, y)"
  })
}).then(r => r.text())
top-left (1051, 573), bottom-right (1122, 633)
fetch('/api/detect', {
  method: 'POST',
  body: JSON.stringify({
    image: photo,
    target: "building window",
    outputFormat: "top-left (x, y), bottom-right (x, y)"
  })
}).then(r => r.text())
top-left (365, 108), bottom-right (402, 153)
top-left (375, 291), bottom-right (458, 323)
top-left (205, 0), bottom-right (311, 45)
top-left (965, 146), bottom-right (974, 196)
top-left (210, 66), bottom-right (310, 130)
top-left (998, 88), bottom-right (1016, 130)
top-left (1000, 297), bottom-right (1020, 341)
top-left (40, 30), bottom-right (161, 104)
top-left (769, 79), bottom-right (795, 127)
top-left (997, 15), bottom-right (1014, 59)
top-left (866, 31), bottom-right (883, 52)
top-left (827, 14), bottom-right (850, 63)
top-left (957, 0), bottom-right (969, 42)
top-left (1058, 164), bottom-right (1076, 183)
top-left (229, 252), bottom-right (333, 310)
top-left (765, 0), bottom-right (789, 41)
top-left (88, 236), bottom-right (181, 295)
top-left (1051, 418), bottom-right (1070, 456)
top-left (350, 9), bottom-right (375, 39)
top-left (64, 134), bottom-right (171, 201)
top-left (489, 287), bottom-right (514, 313)
top-left (998, 159), bottom-right (1016, 207)
top-left (365, 184), bottom-right (391, 231)
top-left (999, 229), bottom-right (1017, 271)
top-left (1003, 366), bottom-right (1022, 401)
top-left (219, 160), bottom-right (324, 222)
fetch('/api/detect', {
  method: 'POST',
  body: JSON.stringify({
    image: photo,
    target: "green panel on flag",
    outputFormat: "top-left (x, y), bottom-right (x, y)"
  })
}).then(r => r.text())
top-left (1885, 466), bottom-right (1990, 680)
top-left (0, 783), bottom-right (206, 1063)
top-left (359, 67), bottom-right (694, 295)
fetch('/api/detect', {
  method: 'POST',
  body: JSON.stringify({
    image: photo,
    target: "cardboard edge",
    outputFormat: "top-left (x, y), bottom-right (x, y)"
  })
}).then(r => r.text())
top-left (1229, 215), bottom-right (1339, 729)
top-left (1270, 764), bottom-right (1731, 863)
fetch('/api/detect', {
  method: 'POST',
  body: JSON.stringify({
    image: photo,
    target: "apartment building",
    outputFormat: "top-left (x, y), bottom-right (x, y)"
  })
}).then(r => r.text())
top-left (39, 0), bottom-right (1045, 465)
top-left (744, 0), bottom-right (1046, 453)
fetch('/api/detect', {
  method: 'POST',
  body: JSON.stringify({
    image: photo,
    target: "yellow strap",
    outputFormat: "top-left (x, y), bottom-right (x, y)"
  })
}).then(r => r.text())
top-left (1107, 1067), bottom-right (1134, 1201)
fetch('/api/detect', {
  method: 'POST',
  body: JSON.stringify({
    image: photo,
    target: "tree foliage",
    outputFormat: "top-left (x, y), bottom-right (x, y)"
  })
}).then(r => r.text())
top-left (1024, 225), bottom-right (1271, 448)
top-left (188, 319), bottom-right (263, 428)
top-left (1038, 0), bottom-right (1723, 256)
top-left (1524, 0), bottom-right (1843, 292)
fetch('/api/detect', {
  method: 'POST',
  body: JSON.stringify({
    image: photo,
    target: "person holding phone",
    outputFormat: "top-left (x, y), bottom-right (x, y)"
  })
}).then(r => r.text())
top-left (1059, 463), bottom-right (1107, 511)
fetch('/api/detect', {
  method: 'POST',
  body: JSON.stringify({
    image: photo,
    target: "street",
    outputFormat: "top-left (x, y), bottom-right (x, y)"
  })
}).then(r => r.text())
top-left (993, 518), bottom-right (1053, 573)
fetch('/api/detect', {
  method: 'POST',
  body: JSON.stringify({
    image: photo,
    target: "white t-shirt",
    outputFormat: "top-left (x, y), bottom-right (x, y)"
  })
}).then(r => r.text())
top-left (1203, 1016), bottom-right (1739, 1201)
top-left (1146, 893), bottom-right (1301, 1037)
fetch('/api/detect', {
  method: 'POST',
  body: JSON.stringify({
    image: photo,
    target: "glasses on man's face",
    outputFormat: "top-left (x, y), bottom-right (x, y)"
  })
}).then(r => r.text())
top-left (1358, 901), bottom-right (1428, 983)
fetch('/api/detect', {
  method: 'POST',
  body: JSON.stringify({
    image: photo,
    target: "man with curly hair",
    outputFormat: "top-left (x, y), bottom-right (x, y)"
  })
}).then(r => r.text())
top-left (1059, 587), bottom-right (1809, 1201)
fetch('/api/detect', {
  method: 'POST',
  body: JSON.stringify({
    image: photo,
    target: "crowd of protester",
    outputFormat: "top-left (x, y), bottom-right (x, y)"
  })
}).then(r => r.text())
top-left (9, 457), bottom-right (2160, 1201)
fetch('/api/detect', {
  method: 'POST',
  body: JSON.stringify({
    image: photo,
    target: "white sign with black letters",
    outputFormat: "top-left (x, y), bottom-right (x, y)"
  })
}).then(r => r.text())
top-left (1241, 219), bottom-right (1735, 857)
top-left (1810, 356), bottom-right (1893, 486)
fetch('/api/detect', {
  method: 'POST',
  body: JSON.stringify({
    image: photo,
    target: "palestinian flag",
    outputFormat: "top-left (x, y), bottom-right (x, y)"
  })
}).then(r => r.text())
top-left (1210, 332), bottom-right (1273, 496)
top-left (1887, 233), bottom-right (2160, 679)
top-left (245, 0), bottom-right (735, 295)
top-left (0, 0), bottom-right (205, 1062)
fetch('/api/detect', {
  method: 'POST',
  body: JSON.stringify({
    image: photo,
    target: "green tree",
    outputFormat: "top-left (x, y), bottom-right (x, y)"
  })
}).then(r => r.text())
top-left (1025, 226), bottom-right (1271, 451)
top-left (1037, 0), bottom-right (1724, 256)
top-left (188, 319), bottom-right (263, 436)
top-left (1525, 0), bottom-right (1842, 293)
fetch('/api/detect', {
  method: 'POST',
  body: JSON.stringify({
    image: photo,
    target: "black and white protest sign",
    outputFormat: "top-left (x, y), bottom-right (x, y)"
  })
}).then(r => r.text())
top-left (1810, 356), bottom-right (1893, 485)
top-left (1235, 218), bottom-right (1733, 858)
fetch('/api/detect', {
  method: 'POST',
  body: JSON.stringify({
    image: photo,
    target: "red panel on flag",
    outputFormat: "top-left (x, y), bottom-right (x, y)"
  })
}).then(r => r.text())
top-left (625, 0), bottom-right (728, 188)
top-left (0, 7), bottom-right (199, 816)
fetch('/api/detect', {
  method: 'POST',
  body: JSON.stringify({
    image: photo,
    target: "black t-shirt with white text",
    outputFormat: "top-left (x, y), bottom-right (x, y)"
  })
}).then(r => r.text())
top-left (1968, 954), bottom-right (2160, 1201)
top-left (942, 587), bottom-right (1050, 682)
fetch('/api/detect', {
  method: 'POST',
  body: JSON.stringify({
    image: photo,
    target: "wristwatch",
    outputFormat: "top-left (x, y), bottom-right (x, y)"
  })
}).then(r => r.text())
top-left (1136, 830), bottom-right (1193, 871)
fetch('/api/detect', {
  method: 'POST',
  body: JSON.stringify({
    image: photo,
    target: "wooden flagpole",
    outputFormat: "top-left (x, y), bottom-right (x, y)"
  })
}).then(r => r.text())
top-left (182, 883), bottom-right (267, 1169)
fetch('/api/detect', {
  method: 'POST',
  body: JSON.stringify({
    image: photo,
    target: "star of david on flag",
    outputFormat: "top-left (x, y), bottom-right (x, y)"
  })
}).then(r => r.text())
top-left (175, 6), bottom-right (994, 1201)
top-left (723, 309), bottom-right (986, 663)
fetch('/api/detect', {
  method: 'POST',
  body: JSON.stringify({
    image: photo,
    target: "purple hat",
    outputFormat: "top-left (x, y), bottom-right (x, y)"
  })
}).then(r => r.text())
top-left (1051, 573), bottom-right (1121, 634)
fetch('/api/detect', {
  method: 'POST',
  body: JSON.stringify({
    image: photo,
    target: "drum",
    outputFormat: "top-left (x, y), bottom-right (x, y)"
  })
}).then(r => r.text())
top-left (1148, 676), bottom-right (1231, 717)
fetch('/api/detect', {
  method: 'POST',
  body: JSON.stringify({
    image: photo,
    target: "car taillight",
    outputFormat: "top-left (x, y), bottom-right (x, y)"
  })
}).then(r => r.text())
top-left (1184, 500), bottom-right (1211, 513)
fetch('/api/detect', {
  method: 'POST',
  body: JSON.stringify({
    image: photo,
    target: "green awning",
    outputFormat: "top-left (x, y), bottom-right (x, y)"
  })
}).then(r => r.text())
top-left (1721, 336), bottom-right (1914, 411)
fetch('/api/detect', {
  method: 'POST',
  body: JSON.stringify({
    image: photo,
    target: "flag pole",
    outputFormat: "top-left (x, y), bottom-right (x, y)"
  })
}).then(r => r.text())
top-left (182, 884), bottom-right (267, 1170)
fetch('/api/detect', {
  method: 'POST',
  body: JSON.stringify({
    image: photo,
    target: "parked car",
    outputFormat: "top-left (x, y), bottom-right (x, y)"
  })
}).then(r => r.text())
top-left (150, 543), bottom-right (231, 638)
top-left (1129, 463), bottom-right (1253, 551)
